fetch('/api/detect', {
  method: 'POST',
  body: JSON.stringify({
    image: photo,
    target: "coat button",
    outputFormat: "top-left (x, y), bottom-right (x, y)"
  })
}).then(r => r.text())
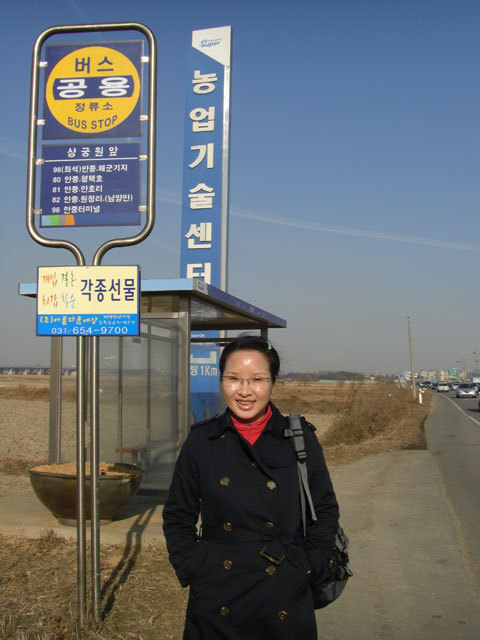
top-left (266, 565), bottom-right (276, 576)
top-left (264, 521), bottom-right (275, 529)
top-left (223, 522), bottom-right (233, 532)
top-left (219, 476), bottom-right (230, 486)
top-left (220, 606), bottom-right (229, 616)
top-left (266, 480), bottom-right (277, 490)
top-left (278, 610), bottom-right (288, 620)
top-left (223, 560), bottom-right (233, 570)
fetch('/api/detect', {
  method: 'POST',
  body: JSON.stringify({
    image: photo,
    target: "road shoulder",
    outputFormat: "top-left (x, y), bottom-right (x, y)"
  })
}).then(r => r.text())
top-left (317, 450), bottom-right (480, 640)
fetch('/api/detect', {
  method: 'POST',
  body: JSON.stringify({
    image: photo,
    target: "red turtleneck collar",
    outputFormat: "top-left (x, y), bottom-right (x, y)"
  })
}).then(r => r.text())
top-left (229, 404), bottom-right (273, 445)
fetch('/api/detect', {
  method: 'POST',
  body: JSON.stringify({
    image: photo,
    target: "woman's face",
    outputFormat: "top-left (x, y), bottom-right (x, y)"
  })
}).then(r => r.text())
top-left (221, 349), bottom-right (275, 423)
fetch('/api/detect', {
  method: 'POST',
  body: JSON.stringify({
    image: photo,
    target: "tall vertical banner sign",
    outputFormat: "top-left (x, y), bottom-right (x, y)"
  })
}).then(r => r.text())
top-left (180, 26), bottom-right (231, 421)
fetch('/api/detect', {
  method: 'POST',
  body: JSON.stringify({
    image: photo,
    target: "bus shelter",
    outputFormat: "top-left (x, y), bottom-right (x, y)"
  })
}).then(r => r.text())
top-left (19, 278), bottom-right (286, 493)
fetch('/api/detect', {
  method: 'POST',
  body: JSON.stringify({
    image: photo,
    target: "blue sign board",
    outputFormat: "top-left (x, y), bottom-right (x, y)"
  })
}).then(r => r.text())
top-left (40, 142), bottom-right (141, 227)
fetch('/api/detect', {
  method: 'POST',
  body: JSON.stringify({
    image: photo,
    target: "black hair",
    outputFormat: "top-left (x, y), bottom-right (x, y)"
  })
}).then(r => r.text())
top-left (219, 335), bottom-right (280, 380)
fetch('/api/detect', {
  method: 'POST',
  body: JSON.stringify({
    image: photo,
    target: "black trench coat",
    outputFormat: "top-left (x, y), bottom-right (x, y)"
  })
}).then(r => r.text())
top-left (162, 403), bottom-right (339, 640)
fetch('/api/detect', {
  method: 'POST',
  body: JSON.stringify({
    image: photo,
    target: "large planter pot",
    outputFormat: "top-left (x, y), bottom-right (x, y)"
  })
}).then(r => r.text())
top-left (28, 462), bottom-right (143, 525)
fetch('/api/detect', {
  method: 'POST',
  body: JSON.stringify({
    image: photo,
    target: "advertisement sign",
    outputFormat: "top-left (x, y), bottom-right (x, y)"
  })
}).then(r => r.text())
top-left (36, 265), bottom-right (140, 336)
top-left (40, 142), bottom-right (141, 227)
top-left (43, 41), bottom-right (143, 139)
top-left (180, 26), bottom-right (231, 421)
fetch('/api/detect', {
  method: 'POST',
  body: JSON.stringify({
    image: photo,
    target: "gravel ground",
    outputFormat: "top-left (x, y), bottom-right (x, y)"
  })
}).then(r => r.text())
top-left (0, 396), bottom-right (77, 497)
top-left (0, 398), bottom-right (50, 460)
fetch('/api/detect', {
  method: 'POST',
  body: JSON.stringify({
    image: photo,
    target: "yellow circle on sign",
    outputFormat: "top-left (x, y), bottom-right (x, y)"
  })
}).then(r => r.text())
top-left (45, 46), bottom-right (140, 134)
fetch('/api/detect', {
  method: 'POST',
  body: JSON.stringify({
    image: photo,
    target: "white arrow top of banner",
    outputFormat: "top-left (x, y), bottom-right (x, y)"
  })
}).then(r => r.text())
top-left (192, 26), bottom-right (231, 67)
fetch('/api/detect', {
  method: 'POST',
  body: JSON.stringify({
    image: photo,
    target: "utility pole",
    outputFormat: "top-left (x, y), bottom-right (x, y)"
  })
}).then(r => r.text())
top-left (408, 316), bottom-right (416, 399)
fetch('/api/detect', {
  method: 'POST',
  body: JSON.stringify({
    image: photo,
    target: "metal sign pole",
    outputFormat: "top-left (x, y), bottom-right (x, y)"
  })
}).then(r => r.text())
top-left (90, 334), bottom-right (101, 620)
top-left (27, 22), bottom-right (157, 624)
top-left (76, 337), bottom-right (87, 622)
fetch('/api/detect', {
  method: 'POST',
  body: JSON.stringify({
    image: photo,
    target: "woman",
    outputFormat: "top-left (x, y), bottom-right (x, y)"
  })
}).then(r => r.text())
top-left (163, 335), bottom-right (339, 639)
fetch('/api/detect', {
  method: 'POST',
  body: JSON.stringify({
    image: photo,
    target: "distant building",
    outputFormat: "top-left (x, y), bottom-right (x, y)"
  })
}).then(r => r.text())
top-left (417, 369), bottom-right (465, 382)
top-left (419, 370), bottom-right (436, 381)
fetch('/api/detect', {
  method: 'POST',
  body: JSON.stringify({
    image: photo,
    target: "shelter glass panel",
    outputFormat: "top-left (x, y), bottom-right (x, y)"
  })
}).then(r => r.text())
top-left (98, 320), bottom-right (180, 493)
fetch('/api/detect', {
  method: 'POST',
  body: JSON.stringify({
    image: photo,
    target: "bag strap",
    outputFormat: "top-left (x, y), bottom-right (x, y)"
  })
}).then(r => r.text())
top-left (286, 413), bottom-right (317, 535)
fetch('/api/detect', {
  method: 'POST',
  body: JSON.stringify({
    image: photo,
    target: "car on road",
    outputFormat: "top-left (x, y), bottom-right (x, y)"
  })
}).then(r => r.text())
top-left (450, 382), bottom-right (460, 391)
top-left (456, 382), bottom-right (478, 398)
top-left (437, 382), bottom-right (450, 392)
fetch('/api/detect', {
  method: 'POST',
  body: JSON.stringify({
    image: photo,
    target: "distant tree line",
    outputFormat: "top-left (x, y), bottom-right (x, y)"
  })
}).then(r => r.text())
top-left (281, 371), bottom-right (364, 382)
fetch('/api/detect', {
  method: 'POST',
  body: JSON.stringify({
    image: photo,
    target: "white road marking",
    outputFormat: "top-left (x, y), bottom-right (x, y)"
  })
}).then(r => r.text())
top-left (444, 395), bottom-right (480, 427)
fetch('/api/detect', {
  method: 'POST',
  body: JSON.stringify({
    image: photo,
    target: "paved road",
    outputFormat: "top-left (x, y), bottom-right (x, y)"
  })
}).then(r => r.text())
top-left (426, 392), bottom-right (480, 584)
top-left (315, 396), bottom-right (480, 639)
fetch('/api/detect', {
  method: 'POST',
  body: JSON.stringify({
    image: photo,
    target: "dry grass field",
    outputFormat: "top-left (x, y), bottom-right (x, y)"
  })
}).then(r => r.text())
top-left (0, 375), bottom-right (432, 640)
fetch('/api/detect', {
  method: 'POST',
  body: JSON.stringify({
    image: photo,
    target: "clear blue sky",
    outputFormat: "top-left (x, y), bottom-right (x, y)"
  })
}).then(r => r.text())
top-left (1, 0), bottom-right (479, 375)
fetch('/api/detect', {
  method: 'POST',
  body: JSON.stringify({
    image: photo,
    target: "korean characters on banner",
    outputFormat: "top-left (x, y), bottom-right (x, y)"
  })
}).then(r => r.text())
top-left (180, 25), bottom-right (231, 289)
top-left (180, 26), bottom-right (231, 422)
top-left (43, 41), bottom-right (143, 139)
top-left (36, 266), bottom-right (140, 336)
top-left (40, 142), bottom-right (141, 227)
top-left (180, 52), bottom-right (223, 285)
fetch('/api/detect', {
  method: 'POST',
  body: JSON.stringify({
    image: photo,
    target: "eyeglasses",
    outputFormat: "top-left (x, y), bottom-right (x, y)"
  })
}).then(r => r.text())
top-left (221, 376), bottom-right (273, 391)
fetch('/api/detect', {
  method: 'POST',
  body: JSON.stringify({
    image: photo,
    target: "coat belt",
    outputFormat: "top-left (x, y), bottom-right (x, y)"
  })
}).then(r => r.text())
top-left (201, 525), bottom-right (301, 564)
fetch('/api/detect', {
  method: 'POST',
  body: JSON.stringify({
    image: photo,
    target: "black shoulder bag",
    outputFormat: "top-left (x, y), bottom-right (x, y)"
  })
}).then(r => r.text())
top-left (286, 413), bottom-right (352, 609)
